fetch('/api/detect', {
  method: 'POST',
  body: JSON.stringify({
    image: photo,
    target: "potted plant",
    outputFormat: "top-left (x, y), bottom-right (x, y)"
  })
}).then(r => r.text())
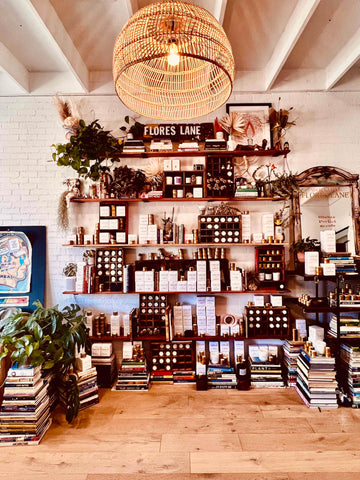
top-left (63, 263), bottom-right (77, 291)
top-left (291, 236), bottom-right (320, 263)
top-left (0, 301), bottom-right (88, 423)
top-left (108, 165), bottom-right (146, 198)
top-left (52, 119), bottom-right (120, 181)
top-left (120, 115), bottom-right (145, 140)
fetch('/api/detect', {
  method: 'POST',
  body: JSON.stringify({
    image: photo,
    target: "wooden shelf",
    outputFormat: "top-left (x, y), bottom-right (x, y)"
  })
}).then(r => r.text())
top-left (70, 196), bottom-right (283, 204)
top-left (64, 288), bottom-right (290, 295)
top-left (62, 242), bottom-right (289, 248)
top-left (89, 335), bottom-right (130, 342)
top-left (111, 148), bottom-right (289, 159)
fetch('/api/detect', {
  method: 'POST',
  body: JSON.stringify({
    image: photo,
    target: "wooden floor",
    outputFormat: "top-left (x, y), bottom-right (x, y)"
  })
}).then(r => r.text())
top-left (1, 385), bottom-right (360, 480)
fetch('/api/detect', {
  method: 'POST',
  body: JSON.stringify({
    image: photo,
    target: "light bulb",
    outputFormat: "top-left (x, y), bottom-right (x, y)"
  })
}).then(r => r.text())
top-left (167, 43), bottom-right (180, 66)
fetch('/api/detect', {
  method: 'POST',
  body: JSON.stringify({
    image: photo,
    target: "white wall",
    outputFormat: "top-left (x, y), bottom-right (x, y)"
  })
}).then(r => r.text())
top-left (1, 92), bottom-right (360, 317)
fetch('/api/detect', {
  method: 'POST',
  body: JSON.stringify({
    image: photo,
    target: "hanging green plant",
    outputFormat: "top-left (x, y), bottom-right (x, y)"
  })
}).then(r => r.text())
top-left (51, 119), bottom-right (120, 181)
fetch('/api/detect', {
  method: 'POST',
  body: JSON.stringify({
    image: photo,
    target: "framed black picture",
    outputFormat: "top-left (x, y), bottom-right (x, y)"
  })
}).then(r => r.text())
top-left (226, 103), bottom-right (272, 148)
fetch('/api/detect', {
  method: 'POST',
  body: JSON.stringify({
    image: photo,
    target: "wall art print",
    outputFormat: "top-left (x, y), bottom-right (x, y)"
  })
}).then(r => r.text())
top-left (0, 232), bottom-right (32, 293)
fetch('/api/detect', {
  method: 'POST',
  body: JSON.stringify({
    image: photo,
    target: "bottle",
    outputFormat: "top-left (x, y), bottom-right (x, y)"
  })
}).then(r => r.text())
top-left (110, 311), bottom-right (120, 336)
top-left (86, 311), bottom-right (93, 337)
top-left (236, 355), bottom-right (250, 390)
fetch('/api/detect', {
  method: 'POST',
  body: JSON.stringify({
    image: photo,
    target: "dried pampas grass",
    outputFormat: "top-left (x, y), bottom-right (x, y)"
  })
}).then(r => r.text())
top-left (53, 94), bottom-right (80, 137)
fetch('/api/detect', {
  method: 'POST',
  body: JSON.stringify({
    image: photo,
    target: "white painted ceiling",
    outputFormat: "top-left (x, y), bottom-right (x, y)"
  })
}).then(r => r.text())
top-left (1, 0), bottom-right (360, 96)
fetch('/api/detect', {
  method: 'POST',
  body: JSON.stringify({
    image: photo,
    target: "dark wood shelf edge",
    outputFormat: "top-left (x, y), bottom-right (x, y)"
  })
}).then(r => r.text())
top-left (70, 196), bottom-right (286, 203)
top-left (110, 148), bottom-right (290, 159)
top-left (63, 289), bottom-right (290, 295)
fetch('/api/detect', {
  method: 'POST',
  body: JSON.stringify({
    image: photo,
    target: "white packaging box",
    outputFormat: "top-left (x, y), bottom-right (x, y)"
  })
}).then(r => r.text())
top-left (209, 260), bottom-right (220, 271)
top-left (196, 306), bottom-right (206, 318)
top-left (262, 213), bottom-right (274, 239)
top-left (182, 305), bottom-right (193, 331)
top-left (99, 232), bottom-right (110, 244)
top-left (139, 214), bottom-right (149, 225)
top-left (210, 271), bottom-right (221, 291)
top-left (253, 295), bottom-right (265, 306)
top-left (270, 295), bottom-right (283, 306)
top-left (116, 205), bottom-right (126, 217)
top-left (159, 270), bottom-right (169, 291)
top-left (91, 342), bottom-right (112, 357)
top-left (177, 280), bottom-right (187, 291)
top-left (193, 187), bottom-right (203, 198)
top-left (197, 296), bottom-right (207, 307)
top-left (309, 325), bottom-right (324, 343)
top-left (220, 341), bottom-right (230, 360)
top-left (138, 224), bottom-right (148, 244)
top-left (128, 233), bottom-right (137, 244)
top-left (172, 159), bottom-right (180, 170)
top-left (122, 341), bottom-right (133, 359)
top-left (304, 251), bottom-right (319, 275)
top-left (168, 270), bottom-right (178, 291)
top-left (206, 296), bottom-right (215, 307)
top-left (253, 232), bottom-right (263, 243)
top-left (75, 261), bottom-right (86, 291)
top-left (321, 262), bottom-right (336, 276)
top-left (220, 324), bottom-right (230, 336)
top-left (164, 159), bottom-right (172, 171)
top-left (116, 232), bottom-right (126, 243)
top-left (196, 341), bottom-right (206, 375)
top-left (99, 219), bottom-right (110, 230)
top-left (75, 355), bottom-right (92, 372)
top-left (241, 213), bottom-right (251, 242)
top-left (230, 324), bottom-right (240, 336)
top-left (173, 305), bottom-right (184, 335)
top-left (100, 205), bottom-right (110, 217)
top-left (197, 320), bottom-right (207, 335)
top-left (209, 341), bottom-right (219, 364)
top-left (122, 314), bottom-right (130, 336)
top-left (108, 219), bottom-right (119, 230)
top-left (320, 230), bottom-right (336, 253)
top-left (234, 340), bottom-right (245, 360)
top-left (135, 271), bottom-right (145, 292)
top-left (144, 270), bottom-right (154, 291)
top-left (147, 224), bottom-right (158, 243)
top-left (110, 315), bottom-right (120, 336)
top-left (230, 270), bottom-right (242, 290)
top-left (187, 270), bottom-right (197, 291)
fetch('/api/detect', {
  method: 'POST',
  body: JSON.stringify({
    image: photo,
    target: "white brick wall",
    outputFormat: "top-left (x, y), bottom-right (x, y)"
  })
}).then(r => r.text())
top-left (1, 92), bottom-right (360, 318)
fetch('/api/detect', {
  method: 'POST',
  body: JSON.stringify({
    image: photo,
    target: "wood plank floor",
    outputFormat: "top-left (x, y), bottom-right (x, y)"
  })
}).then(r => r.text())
top-left (1, 385), bottom-right (360, 480)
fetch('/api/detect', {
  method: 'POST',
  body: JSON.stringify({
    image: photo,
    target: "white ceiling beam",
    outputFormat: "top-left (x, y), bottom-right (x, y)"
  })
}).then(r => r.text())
top-left (212, 0), bottom-right (228, 24)
top-left (0, 42), bottom-right (29, 93)
top-left (24, 0), bottom-right (89, 92)
top-left (264, 0), bottom-right (320, 91)
top-left (325, 27), bottom-right (360, 90)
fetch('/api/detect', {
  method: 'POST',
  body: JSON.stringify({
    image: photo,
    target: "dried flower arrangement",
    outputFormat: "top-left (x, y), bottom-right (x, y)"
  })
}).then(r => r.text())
top-left (143, 159), bottom-right (164, 190)
top-left (219, 111), bottom-right (246, 138)
top-left (269, 97), bottom-right (296, 148)
top-left (108, 165), bottom-right (146, 198)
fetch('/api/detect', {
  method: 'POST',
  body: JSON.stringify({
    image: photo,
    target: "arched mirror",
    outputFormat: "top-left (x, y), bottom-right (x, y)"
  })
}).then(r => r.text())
top-left (291, 166), bottom-right (360, 257)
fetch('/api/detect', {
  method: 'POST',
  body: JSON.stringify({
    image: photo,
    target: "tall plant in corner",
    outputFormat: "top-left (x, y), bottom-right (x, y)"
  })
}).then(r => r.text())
top-left (0, 301), bottom-right (88, 423)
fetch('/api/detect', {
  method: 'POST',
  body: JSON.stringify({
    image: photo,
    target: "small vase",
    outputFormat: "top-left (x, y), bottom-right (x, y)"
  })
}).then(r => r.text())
top-left (227, 136), bottom-right (237, 151)
top-left (65, 277), bottom-right (76, 291)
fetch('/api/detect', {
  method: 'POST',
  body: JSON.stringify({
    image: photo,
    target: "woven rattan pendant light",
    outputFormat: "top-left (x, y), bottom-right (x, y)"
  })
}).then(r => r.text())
top-left (113, 0), bottom-right (234, 120)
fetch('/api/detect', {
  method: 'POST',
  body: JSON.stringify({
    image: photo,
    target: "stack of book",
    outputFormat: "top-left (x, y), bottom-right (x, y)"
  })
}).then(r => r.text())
top-left (322, 252), bottom-right (356, 273)
top-left (207, 364), bottom-right (237, 389)
top-left (123, 139), bottom-right (146, 153)
top-left (149, 139), bottom-right (173, 151)
top-left (178, 141), bottom-right (199, 151)
top-left (114, 342), bottom-right (150, 391)
top-left (0, 364), bottom-right (51, 446)
top-left (283, 339), bottom-right (305, 387)
top-left (249, 345), bottom-right (284, 388)
top-left (328, 315), bottom-right (360, 338)
top-left (150, 370), bottom-right (173, 384)
top-left (58, 367), bottom-right (99, 413)
top-left (173, 370), bottom-right (196, 384)
top-left (204, 139), bottom-right (227, 150)
top-left (296, 350), bottom-right (338, 408)
top-left (339, 343), bottom-right (360, 407)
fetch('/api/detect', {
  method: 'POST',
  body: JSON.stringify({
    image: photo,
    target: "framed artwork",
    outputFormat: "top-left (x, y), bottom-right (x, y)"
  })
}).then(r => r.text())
top-left (226, 103), bottom-right (272, 148)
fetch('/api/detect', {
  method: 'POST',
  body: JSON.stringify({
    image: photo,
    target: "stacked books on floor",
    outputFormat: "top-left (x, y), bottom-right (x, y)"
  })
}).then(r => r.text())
top-left (173, 370), bottom-right (196, 384)
top-left (91, 343), bottom-right (117, 387)
top-left (249, 345), bottom-right (285, 388)
top-left (283, 339), bottom-right (305, 387)
top-left (122, 139), bottom-right (146, 153)
top-left (207, 364), bottom-right (237, 389)
top-left (338, 343), bottom-right (360, 407)
top-left (58, 366), bottom-right (99, 413)
top-left (322, 252), bottom-right (357, 273)
top-left (114, 342), bottom-right (150, 391)
top-left (328, 315), bottom-right (360, 338)
top-left (0, 364), bottom-right (51, 446)
top-left (296, 350), bottom-right (338, 408)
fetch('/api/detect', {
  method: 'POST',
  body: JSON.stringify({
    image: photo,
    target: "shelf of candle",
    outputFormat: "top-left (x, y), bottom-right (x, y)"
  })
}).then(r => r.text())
top-left (70, 196), bottom-right (286, 203)
top-left (62, 242), bottom-right (289, 248)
